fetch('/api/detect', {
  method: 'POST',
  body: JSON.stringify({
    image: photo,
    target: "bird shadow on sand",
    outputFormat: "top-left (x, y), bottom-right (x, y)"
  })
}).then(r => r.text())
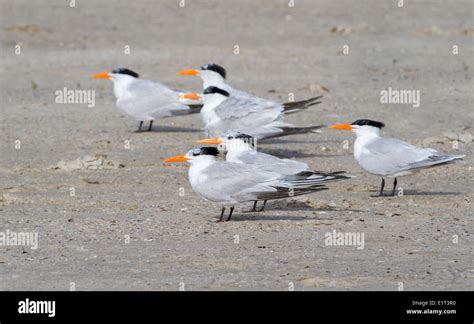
top-left (265, 207), bottom-right (362, 213)
top-left (259, 139), bottom-right (348, 158)
top-left (233, 207), bottom-right (362, 221)
top-left (230, 212), bottom-right (350, 222)
top-left (396, 190), bottom-right (463, 196)
top-left (135, 126), bottom-right (201, 133)
top-left (230, 214), bottom-right (317, 221)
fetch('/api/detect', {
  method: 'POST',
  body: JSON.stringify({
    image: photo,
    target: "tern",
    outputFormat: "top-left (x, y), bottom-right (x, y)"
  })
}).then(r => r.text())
top-left (198, 132), bottom-right (350, 211)
top-left (178, 63), bottom-right (323, 114)
top-left (178, 63), bottom-right (325, 138)
top-left (330, 119), bottom-right (465, 196)
top-left (181, 86), bottom-right (325, 139)
top-left (164, 147), bottom-right (332, 221)
top-left (94, 68), bottom-right (203, 131)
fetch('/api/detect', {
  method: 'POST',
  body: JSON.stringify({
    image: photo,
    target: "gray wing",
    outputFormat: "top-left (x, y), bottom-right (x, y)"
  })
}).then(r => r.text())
top-left (238, 151), bottom-right (310, 175)
top-left (359, 137), bottom-right (441, 175)
top-left (214, 95), bottom-right (282, 119)
top-left (193, 162), bottom-right (281, 203)
top-left (117, 80), bottom-right (192, 120)
top-left (224, 84), bottom-right (279, 108)
top-left (207, 96), bottom-right (292, 137)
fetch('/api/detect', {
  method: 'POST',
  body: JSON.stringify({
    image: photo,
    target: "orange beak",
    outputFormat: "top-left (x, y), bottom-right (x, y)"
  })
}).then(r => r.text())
top-left (177, 69), bottom-right (200, 76)
top-left (164, 155), bottom-right (190, 163)
top-left (94, 72), bottom-right (111, 79)
top-left (197, 137), bottom-right (222, 145)
top-left (330, 123), bottom-right (353, 131)
top-left (179, 92), bottom-right (202, 100)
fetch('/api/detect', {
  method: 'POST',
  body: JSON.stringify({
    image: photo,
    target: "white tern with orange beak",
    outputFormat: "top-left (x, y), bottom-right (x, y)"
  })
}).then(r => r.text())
top-left (164, 147), bottom-right (332, 221)
top-left (330, 119), bottom-right (464, 196)
top-left (198, 132), bottom-right (351, 211)
top-left (94, 68), bottom-right (203, 131)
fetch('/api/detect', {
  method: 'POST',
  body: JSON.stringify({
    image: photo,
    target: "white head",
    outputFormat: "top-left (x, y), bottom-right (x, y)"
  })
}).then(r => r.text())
top-left (177, 63), bottom-right (226, 89)
top-left (164, 147), bottom-right (220, 165)
top-left (198, 132), bottom-right (256, 153)
top-left (94, 68), bottom-right (139, 82)
top-left (94, 68), bottom-right (139, 98)
top-left (330, 119), bottom-right (385, 137)
top-left (199, 63), bottom-right (226, 88)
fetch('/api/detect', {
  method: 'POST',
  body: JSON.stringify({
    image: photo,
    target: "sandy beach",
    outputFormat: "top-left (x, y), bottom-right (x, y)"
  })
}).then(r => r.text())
top-left (0, 0), bottom-right (473, 290)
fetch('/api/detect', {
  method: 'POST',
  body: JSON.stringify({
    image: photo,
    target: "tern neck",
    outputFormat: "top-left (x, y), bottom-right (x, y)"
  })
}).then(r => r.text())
top-left (225, 142), bottom-right (254, 162)
top-left (188, 155), bottom-right (217, 186)
top-left (353, 128), bottom-right (381, 159)
top-left (203, 93), bottom-right (228, 110)
top-left (188, 155), bottom-right (216, 170)
top-left (112, 75), bottom-right (137, 99)
top-left (354, 126), bottom-right (382, 139)
top-left (201, 73), bottom-right (226, 90)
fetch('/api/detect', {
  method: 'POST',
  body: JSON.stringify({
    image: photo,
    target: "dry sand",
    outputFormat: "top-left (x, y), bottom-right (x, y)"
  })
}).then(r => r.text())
top-left (0, 0), bottom-right (473, 290)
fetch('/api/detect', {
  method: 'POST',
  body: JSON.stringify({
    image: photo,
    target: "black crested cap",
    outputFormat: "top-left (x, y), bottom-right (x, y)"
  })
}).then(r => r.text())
top-left (351, 119), bottom-right (385, 129)
top-left (227, 132), bottom-right (254, 141)
top-left (226, 133), bottom-right (256, 148)
top-left (200, 63), bottom-right (226, 79)
top-left (192, 147), bottom-right (219, 157)
top-left (203, 86), bottom-right (230, 97)
top-left (111, 68), bottom-right (139, 78)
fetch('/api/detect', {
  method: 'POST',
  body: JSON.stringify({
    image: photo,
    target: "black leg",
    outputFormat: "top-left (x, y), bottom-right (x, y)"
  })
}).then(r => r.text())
top-left (252, 200), bottom-right (258, 211)
top-left (379, 178), bottom-right (385, 197)
top-left (391, 178), bottom-right (398, 196)
top-left (226, 207), bottom-right (234, 222)
top-left (258, 200), bottom-right (267, 212)
top-left (138, 121), bottom-right (143, 131)
top-left (219, 207), bottom-right (225, 222)
top-left (148, 120), bottom-right (153, 131)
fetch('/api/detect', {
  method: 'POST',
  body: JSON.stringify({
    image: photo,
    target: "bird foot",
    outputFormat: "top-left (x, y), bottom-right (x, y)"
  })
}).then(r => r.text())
top-left (370, 193), bottom-right (386, 198)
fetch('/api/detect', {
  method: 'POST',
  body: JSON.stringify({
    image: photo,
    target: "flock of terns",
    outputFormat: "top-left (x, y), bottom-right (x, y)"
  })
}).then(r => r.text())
top-left (94, 64), bottom-right (464, 221)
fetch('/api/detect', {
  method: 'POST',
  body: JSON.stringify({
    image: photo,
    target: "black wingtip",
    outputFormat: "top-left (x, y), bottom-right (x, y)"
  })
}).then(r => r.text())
top-left (283, 95), bottom-right (324, 114)
top-left (263, 125), bottom-right (326, 139)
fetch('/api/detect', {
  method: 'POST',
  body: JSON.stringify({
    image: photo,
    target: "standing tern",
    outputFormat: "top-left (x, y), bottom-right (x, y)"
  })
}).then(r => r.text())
top-left (198, 132), bottom-right (350, 211)
top-left (181, 86), bottom-right (325, 139)
top-left (164, 147), bottom-right (331, 221)
top-left (330, 119), bottom-right (465, 196)
top-left (178, 63), bottom-right (323, 114)
top-left (94, 68), bottom-right (203, 131)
